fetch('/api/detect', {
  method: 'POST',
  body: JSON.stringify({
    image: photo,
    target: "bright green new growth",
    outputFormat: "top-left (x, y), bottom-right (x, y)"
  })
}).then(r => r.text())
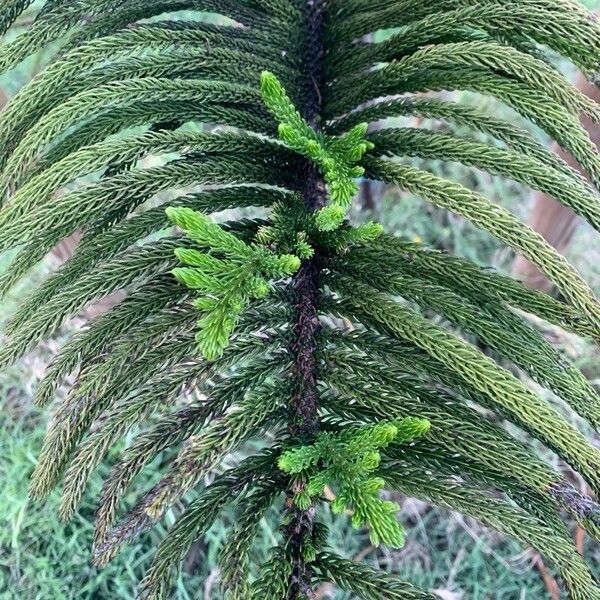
top-left (1, 1), bottom-right (600, 599)
top-left (166, 206), bottom-right (299, 359)
top-left (260, 70), bottom-right (373, 231)
top-left (279, 418), bottom-right (431, 547)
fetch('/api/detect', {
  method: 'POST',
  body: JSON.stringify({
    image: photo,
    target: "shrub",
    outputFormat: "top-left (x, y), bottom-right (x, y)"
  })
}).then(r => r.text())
top-left (1, 1), bottom-right (600, 598)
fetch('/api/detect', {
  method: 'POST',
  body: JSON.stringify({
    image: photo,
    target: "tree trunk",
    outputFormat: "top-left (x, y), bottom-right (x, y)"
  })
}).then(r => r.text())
top-left (283, 2), bottom-right (326, 598)
top-left (512, 35), bottom-right (600, 292)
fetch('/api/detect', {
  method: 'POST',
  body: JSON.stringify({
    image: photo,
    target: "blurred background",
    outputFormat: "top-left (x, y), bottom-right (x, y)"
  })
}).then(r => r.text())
top-left (1, 1), bottom-right (600, 598)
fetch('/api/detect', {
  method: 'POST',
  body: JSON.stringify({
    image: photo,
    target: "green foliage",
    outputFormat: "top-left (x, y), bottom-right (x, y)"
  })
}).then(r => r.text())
top-left (1, 1), bottom-right (600, 599)
top-left (167, 206), bottom-right (299, 359)
top-left (279, 418), bottom-right (430, 547)
top-left (260, 70), bottom-right (374, 231)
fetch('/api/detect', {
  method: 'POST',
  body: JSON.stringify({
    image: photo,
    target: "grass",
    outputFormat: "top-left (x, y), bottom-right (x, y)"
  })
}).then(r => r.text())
top-left (4, 397), bottom-right (600, 599)
top-left (0, 405), bottom-right (177, 599)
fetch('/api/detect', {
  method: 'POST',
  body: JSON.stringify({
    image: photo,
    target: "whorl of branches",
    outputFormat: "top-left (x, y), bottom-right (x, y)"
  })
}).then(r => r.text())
top-left (1, 0), bottom-right (600, 598)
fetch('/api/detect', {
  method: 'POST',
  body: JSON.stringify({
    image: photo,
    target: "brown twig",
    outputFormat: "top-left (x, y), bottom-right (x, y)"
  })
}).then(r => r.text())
top-left (575, 525), bottom-right (586, 556)
top-left (533, 554), bottom-right (560, 600)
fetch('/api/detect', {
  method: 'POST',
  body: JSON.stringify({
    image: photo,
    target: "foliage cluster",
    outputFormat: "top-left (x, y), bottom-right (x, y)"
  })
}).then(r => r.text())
top-left (1, 1), bottom-right (600, 599)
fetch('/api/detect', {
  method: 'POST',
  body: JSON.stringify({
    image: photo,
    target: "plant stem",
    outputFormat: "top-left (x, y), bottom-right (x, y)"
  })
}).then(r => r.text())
top-left (283, 1), bottom-right (326, 597)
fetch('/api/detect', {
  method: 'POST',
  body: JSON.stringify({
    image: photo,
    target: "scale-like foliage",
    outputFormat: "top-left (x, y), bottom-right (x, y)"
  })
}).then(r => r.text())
top-left (1, 1), bottom-right (600, 598)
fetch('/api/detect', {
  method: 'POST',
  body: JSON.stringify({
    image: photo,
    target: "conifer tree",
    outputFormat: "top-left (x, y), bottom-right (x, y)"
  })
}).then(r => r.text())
top-left (1, 1), bottom-right (600, 598)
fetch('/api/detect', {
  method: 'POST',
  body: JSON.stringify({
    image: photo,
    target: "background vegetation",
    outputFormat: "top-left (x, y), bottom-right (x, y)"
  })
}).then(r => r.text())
top-left (1, 1), bottom-right (600, 598)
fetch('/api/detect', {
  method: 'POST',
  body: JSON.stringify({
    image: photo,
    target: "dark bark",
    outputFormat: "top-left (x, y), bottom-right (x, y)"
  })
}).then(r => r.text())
top-left (301, 0), bottom-right (325, 130)
top-left (284, 2), bottom-right (327, 597)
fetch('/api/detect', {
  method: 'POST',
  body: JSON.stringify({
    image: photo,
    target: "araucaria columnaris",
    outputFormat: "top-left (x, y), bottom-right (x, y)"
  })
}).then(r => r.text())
top-left (1, 1), bottom-right (600, 598)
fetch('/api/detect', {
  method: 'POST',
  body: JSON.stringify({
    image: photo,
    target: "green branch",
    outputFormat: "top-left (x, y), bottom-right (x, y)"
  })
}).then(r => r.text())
top-left (260, 70), bottom-right (373, 231)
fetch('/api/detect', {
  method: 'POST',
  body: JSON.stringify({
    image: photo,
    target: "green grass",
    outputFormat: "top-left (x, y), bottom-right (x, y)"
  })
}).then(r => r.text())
top-left (0, 407), bottom-right (176, 599)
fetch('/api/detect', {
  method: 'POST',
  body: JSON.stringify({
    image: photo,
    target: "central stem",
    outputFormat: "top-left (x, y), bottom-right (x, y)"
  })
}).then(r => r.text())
top-left (283, 1), bottom-right (326, 598)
